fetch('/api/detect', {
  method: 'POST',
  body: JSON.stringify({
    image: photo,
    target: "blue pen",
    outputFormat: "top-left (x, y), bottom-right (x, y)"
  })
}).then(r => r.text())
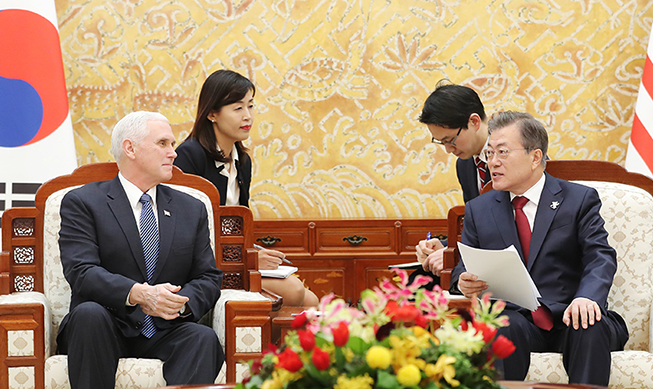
top-left (426, 232), bottom-right (431, 240)
top-left (253, 243), bottom-right (293, 265)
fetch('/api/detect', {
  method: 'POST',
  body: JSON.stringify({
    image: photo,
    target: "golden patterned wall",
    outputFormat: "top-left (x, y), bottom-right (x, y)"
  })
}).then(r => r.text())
top-left (55, 0), bottom-right (652, 220)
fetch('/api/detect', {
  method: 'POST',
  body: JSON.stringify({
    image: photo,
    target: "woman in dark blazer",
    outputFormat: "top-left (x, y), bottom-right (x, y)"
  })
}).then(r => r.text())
top-left (174, 69), bottom-right (318, 307)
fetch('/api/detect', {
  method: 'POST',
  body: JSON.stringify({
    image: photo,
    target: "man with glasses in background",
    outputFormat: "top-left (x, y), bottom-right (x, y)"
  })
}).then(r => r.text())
top-left (449, 111), bottom-right (628, 385)
top-left (409, 81), bottom-right (491, 289)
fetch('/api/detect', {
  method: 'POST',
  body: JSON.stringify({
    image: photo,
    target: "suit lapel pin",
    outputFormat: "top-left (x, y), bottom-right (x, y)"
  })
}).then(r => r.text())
top-left (163, 210), bottom-right (171, 217)
top-left (550, 201), bottom-right (559, 210)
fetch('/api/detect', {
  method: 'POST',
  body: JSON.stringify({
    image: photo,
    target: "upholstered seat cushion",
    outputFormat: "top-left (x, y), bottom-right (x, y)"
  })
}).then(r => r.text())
top-left (45, 356), bottom-right (165, 389)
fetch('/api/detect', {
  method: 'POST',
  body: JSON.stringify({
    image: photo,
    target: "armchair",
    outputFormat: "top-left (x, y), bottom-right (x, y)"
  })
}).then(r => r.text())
top-left (441, 160), bottom-right (653, 388)
top-left (0, 163), bottom-right (274, 389)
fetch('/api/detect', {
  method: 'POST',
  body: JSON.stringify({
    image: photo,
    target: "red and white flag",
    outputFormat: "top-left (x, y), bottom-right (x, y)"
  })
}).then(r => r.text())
top-left (0, 1), bottom-right (77, 247)
top-left (626, 31), bottom-right (653, 178)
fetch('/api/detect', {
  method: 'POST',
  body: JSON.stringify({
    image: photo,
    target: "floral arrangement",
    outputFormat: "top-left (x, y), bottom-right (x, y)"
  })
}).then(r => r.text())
top-left (237, 269), bottom-right (515, 389)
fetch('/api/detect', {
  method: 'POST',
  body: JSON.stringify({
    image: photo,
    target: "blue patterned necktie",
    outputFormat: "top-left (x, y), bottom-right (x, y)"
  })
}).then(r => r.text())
top-left (139, 193), bottom-right (159, 338)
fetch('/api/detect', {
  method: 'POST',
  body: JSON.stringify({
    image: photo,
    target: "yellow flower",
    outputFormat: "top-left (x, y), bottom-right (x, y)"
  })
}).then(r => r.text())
top-left (411, 326), bottom-right (438, 349)
top-left (343, 347), bottom-right (354, 362)
top-left (366, 345), bottom-right (392, 369)
top-left (276, 369), bottom-right (300, 384)
top-left (425, 354), bottom-right (460, 387)
top-left (334, 373), bottom-right (374, 389)
top-left (410, 326), bottom-right (430, 338)
top-left (412, 357), bottom-right (426, 370)
top-left (260, 379), bottom-right (281, 389)
top-left (260, 369), bottom-right (301, 389)
top-left (389, 334), bottom-right (421, 368)
top-left (396, 364), bottom-right (422, 386)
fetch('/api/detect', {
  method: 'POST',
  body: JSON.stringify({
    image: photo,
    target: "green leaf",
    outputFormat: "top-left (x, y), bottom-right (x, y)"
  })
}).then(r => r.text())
top-left (348, 336), bottom-right (370, 354)
top-left (303, 362), bottom-right (334, 386)
top-left (335, 346), bottom-right (346, 368)
top-left (376, 370), bottom-right (400, 389)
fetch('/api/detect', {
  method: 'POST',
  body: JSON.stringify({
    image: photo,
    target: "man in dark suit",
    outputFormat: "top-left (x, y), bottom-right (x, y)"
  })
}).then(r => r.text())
top-left (410, 82), bottom-right (491, 289)
top-left (57, 111), bottom-right (224, 389)
top-left (451, 111), bottom-right (628, 385)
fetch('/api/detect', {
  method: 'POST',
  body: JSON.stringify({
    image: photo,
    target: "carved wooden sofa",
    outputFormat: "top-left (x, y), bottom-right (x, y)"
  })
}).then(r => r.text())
top-left (0, 163), bottom-right (275, 389)
top-left (441, 160), bottom-right (653, 388)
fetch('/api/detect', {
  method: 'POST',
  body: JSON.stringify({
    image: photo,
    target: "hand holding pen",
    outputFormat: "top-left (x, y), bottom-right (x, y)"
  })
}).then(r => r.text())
top-left (416, 232), bottom-right (436, 261)
top-left (253, 243), bottom-right (293, 269)
top-left (416, 232), bottom-right (445, 274)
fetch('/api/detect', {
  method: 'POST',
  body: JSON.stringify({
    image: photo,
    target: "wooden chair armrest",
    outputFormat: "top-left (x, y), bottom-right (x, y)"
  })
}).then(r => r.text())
top-left (245, 248), bottom-right (262, 293)
top-left (260, 288), bottom-right (283, 312)
top-left (0, 302), bottom-right (46, 389)
top-left (0, 250), bottom-right (9, 295)
top-left (222, 299), bottom-right (273, 384)
top-left (440, 205), bottom-right (465, 291)
top-left (440, 247), bottom-right (458, 291)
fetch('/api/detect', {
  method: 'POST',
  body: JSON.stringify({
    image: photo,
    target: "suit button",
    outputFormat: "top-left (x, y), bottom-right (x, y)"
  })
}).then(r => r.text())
top-left (136, 321), bottom-right (142, 329)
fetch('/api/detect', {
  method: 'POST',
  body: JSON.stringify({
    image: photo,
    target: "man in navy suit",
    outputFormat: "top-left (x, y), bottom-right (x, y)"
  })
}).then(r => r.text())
top-left (57, 111), bottom-right (224, 389)
top-left (451, 111), bottom-right (628, 385)
top-left (410, 81), bottom-right (491, 289)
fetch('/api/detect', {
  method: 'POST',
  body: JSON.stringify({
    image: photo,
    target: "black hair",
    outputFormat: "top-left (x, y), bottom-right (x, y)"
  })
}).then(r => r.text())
top-left (419, 80), bottom-right (486, 129)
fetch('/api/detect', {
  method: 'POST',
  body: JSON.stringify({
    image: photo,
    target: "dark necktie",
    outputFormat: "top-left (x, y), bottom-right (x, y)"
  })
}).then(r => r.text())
top-left (139, 193), bottom-right (159, 338)
top-left (475, 157), bottom-right (490, 188)
top-left (512, 196), bottom-right (553, 331)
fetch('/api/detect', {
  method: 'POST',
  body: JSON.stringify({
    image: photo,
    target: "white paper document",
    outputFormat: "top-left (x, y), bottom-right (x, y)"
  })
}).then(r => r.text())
top-left (457, 242), bottom-right (541, 311)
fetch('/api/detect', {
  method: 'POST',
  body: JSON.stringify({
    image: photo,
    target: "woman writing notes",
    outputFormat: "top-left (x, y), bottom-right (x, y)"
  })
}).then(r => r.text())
top-left (174, 69), bottom-right (319, 307)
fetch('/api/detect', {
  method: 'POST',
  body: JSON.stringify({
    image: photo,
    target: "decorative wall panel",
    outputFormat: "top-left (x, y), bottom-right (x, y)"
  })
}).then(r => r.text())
top-left (55, 0), bottom-right (652, 219)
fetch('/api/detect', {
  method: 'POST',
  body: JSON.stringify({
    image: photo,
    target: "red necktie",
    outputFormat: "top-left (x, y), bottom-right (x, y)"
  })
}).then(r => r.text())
top-left (475, 157), bottom-right (490, 188)
top-left (512, 196), bottom-right (553, 331)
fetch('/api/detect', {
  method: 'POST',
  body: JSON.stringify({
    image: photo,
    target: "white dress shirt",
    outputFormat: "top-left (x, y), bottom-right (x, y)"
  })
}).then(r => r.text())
top-left (214, 143), bottom-right (240, 206)
top-left (509, 173), bottom-right (546, 232)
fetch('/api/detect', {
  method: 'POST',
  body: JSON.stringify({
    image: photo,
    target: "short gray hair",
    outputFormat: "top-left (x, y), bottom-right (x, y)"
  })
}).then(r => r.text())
top-left (110, 111), bottom-right (169, 162)
top-left (488, 111), bottom-right (548, 168)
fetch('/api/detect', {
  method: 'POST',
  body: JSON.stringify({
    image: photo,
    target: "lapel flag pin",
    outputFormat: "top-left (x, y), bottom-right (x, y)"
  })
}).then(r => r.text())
top-left (550, 201), bottom-right (559, 210)
top-left (163, 210), bottom-right (171, 217)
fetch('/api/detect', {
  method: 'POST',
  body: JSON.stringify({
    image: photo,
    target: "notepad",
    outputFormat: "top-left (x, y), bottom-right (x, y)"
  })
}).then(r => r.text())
top-left (260, 265), bottom-right (298, 279)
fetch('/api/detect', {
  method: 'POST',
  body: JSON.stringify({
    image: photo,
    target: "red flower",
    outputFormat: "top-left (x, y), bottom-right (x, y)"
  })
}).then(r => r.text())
top-left (414, 314), bottom-right (429, 329)
top-left (263, 343), bottom-right (278, 355)
top-left (473, 321), bottom-right (498, 344)
top-left (332, 321), bottom-right (349, 347)
top-left (276, 348), bottom-right (304, 372)
top-left (311, 346), bottom-right (330, 371)
top-left (385, 300), bottom-right (421, 323)
top-left (298, 329), bottom-right (315, 351)
top-left (250, 359), bottom-right (262, 375)
top-left (491, 335), bottom-right (516, 359)
top-left (292, 312), bottom-right (307, 329)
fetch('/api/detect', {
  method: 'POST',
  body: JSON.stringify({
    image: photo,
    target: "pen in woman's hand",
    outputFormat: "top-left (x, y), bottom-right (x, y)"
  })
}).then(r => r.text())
top-left (253, 243), bottom-right (294, 265)
top-left (426, 232), bottom-right (431, 240)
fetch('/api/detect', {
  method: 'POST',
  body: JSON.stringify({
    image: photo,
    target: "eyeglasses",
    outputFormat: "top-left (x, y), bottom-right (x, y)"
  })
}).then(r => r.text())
top-left (482, 148), bottom-right (527, 161)
top-left (431, 127), bottom-right (463, 146)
